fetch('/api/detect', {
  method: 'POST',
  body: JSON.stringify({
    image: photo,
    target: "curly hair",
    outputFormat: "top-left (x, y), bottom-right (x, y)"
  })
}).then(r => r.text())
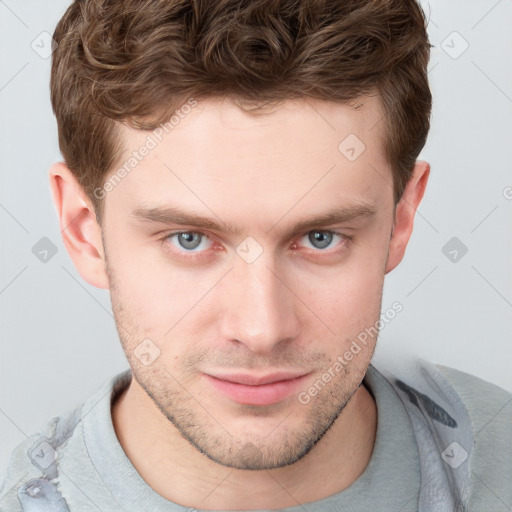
top-left (50, 0), bottom-right (432, 223)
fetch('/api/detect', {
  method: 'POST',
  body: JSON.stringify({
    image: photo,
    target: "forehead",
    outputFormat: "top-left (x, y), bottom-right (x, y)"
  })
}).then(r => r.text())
top-left (117, 94), bottom-right (386, 162)
top-left (107, 95), bottom-right (390, 220)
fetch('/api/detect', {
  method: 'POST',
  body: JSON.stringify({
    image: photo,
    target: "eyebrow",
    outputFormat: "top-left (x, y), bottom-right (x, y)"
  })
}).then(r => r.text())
top-left (131, 201), bottom-right (377, 238)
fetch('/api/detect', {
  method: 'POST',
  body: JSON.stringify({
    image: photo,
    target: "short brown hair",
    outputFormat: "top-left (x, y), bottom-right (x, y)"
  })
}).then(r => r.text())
top-left (51, 0), bottom-right (432, 224)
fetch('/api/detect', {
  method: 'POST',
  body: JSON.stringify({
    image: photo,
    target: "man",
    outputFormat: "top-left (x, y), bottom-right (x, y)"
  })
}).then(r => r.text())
top-left (1, 0), bottom-right (510, 511)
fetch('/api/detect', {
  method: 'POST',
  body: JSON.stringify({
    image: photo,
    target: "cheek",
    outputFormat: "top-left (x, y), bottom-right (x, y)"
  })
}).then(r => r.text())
top-left (106, 238), bottom-right (168, 329)
top-left (303, 272), bottom-right (383, 375)
top-left (107, 240), bottom-right (220, 340)
top-left (297, 247), bottom-right (387, 352)
top-left (309, 271), bottom-right (384, 335)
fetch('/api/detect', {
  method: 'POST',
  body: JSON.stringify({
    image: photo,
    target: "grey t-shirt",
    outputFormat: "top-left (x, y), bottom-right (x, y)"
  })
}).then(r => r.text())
top-left (0, 364), bottom-right (421, 511)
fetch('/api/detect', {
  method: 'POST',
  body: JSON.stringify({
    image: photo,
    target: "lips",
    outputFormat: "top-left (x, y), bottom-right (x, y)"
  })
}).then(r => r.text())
top-left (203, 371), bottom-right (310, 406)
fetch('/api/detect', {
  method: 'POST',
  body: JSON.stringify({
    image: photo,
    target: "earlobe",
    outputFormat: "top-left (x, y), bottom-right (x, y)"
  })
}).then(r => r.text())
top-left (385, 160), bottom-right (430, 274)
top-left (48, 162), bottom-right (109, 289)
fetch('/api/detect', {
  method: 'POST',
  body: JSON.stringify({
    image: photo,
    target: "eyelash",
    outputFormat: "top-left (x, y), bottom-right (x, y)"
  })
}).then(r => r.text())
top-left (159, 230), bottom-right (353, 261)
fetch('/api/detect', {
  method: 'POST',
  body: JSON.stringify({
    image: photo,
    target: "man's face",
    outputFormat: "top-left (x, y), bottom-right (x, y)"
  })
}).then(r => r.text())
top-left (101, 96), bottom-right (394, 470)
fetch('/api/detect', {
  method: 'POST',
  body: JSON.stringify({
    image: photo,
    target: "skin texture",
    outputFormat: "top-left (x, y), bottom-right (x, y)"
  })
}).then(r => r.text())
top-left (49, 96), bottom-right (429, 510)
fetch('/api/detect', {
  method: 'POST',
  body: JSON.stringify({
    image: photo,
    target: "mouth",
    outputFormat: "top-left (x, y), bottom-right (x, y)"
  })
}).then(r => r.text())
top-left (203, 371), bottom-right (311, 406)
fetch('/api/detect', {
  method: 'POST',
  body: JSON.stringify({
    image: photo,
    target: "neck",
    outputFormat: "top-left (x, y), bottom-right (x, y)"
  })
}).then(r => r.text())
top-left (112, 376), bottom-right (377, 510)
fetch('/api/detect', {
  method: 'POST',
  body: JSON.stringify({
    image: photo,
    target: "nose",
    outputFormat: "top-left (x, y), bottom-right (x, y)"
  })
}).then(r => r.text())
top-left (219, 253), bottom-right (301, 354)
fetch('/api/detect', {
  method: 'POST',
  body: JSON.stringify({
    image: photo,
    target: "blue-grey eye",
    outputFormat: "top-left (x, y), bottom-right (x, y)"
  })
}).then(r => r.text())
top-left (168, 231), bottom-right (208, 252)
top-left (176, 232), bottom-right (203, 250)
top-left (306, 231), bottom-right (339, 250)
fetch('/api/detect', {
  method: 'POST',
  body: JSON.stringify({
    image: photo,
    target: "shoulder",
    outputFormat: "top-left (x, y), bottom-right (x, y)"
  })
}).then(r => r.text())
top-left (0, 405), bottom-right (82, 511)
top-left (0, 417), bottom-right (61, 510)
top-left (434, 364), bottom-right (512, 508)
top-left (0, 371), bottom-right (130, 511)
top-left (433, 363), bottom-right (512, 431)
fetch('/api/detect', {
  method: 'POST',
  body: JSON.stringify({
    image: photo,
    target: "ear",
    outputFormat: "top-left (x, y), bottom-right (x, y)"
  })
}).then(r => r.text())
top-left (385, 160), bottom-right (430, 274)
top-left (48, 162), bottom-right (109, 289)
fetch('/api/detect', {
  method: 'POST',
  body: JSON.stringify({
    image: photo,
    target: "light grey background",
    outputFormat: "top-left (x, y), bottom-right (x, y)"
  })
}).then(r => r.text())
top-left (1, 0), bottom-right (511, 476)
